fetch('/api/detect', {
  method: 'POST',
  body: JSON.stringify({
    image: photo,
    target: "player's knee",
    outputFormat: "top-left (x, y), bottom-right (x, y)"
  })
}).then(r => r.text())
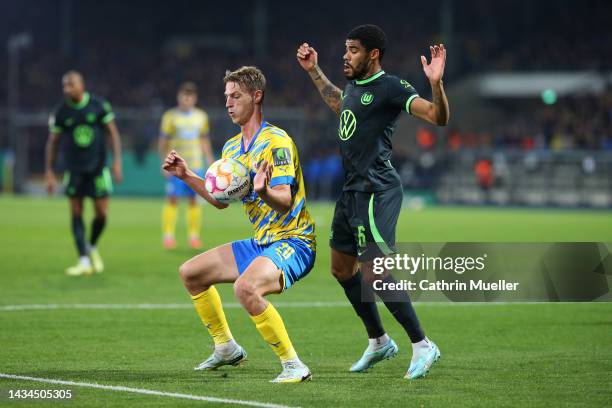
top-left (360, 271), bottom-right (379, 287)
top-left (178, 262), bottom-right (198, 284)
top-left (331, 264), bottom-right (353, 282)
top-left (95, 205), bottom-right (108, 217)
top-left (359, 261), bottom-right (379, 286)
top-left (233, 278), bottom-right (256, 302)
top-left (179, 259), bottom-right (218, 291)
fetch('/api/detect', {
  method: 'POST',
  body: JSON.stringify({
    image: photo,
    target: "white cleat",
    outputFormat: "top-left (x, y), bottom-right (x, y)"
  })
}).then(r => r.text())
top-left (270, 361), bottom-right (312, 383)
top-left (89, 248), bottom-right (104, 273)
top-left (65, 263), bottom-right (93, 276)
top-left (405, 341), bottom-right (441, 379)
top-left (194, 345), bottom-right (247, 371)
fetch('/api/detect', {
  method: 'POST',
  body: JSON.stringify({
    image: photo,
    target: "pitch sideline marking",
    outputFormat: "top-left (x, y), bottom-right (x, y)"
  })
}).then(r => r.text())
top-left (0, 301), bottom-right (607, 312)
top-left (0, 302), bottom-right (348, 312)
top-left (0, 373), bottom-right (298, 408)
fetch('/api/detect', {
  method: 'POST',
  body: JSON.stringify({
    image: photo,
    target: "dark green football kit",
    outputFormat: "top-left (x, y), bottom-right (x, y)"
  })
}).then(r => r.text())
top-left (330, 71), bottom-right (420, 260)
top-left (49, 92), bottom-right (115, 198)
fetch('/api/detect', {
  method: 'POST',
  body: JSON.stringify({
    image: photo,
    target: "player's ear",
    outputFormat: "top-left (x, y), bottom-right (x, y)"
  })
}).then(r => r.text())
top-left (253, 90), bottom-right (264, 104)
top-left (370, 48), bottom-right (380, 61)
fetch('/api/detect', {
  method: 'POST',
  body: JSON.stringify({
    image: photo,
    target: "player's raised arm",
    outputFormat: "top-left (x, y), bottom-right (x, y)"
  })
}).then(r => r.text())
top-left (162, 150), bottom-right (227, 209)
top-left (410, 44), bottom-right (450, 126)
top-left (297, 43), bottom-right (342, 115)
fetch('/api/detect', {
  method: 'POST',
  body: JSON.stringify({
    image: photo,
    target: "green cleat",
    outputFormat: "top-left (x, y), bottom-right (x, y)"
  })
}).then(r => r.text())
top-left (350, 339), bottom-right (399, 372)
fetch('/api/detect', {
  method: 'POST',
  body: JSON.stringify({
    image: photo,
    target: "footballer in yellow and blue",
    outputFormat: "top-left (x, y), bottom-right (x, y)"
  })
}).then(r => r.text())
top-left (222, 121), bottom-right (316, 289)
top-left (161, 107), bottom-right (210, 197)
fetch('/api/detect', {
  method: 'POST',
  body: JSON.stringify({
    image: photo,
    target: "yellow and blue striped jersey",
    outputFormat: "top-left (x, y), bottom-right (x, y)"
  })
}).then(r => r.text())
top-left (160, 107), bottom-right (209, 169)
top-left (221, 121), bottom-right (315, 249)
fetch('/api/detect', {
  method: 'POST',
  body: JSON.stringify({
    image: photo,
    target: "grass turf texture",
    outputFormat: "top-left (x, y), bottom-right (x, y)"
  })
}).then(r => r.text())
top-left (0, 196), bottom-right (611, 407)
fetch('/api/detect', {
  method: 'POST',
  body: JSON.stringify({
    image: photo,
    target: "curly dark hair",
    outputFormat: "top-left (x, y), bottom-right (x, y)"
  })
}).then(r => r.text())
top-left (346, 24), bottom-right (387, 61)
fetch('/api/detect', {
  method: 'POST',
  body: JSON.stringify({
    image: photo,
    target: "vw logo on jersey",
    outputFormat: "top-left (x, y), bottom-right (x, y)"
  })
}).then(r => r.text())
top-left (73, 125), bottom-right (94, 147)
top-left (361, 91), bottom-right (374, 105)
top-left (338, 109), bottom-right (357, 141)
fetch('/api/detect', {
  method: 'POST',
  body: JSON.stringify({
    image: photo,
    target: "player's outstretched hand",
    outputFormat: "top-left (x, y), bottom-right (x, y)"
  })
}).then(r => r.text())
top-left (45, 170), bottom-right (56, 194)
top-left (421, 44), bottom-right (446, 84)
top-left (296, 43), bottom-right (318, 72)
top-left (162, 150), bottom-right (189, 179)
top-left (253, 160), bottom-right (273, 194)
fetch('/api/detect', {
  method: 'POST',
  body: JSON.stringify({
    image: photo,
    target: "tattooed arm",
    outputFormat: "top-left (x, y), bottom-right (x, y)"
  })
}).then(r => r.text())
top-left (297, 43), bottom-right (342, 115)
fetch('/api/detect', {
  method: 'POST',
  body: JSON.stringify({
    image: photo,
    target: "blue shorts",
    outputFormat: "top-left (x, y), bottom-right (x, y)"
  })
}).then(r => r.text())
top-left (166, 169), bottom-right (204, 198)
top-left (231, 237), bottom-right (316, 290)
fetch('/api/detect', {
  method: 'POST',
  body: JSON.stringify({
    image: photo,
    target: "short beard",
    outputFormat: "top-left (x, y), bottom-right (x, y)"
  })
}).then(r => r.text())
top-left (346, 60), bottom-right (370, 80)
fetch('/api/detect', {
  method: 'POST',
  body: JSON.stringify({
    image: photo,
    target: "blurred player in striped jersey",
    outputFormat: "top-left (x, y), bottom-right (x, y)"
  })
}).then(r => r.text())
top-left (159, 82), bottom-right (215, 250)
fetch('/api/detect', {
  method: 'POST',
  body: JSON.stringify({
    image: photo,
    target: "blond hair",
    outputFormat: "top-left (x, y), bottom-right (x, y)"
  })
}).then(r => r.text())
top-left (223, 66), bottom-right (266, 103)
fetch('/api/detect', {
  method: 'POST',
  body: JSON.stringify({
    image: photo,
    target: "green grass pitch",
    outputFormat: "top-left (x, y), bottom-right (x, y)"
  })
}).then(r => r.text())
top-left (0, 196), bottom-right (611, 407)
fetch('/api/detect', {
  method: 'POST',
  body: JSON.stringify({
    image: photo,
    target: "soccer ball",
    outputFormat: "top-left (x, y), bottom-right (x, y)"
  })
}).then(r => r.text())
top-left (204, 158), bottom-right (250, 204)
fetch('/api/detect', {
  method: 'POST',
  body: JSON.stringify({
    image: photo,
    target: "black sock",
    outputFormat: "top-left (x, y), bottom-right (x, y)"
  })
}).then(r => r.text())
top-left (90, 215), bottom-right (106, 246)
top-left (338, 270), bottom-right (385, 339)
top-left (374, 274), bottom-right (425, 343)
top-left (71, 216), bottom-right (87, 256)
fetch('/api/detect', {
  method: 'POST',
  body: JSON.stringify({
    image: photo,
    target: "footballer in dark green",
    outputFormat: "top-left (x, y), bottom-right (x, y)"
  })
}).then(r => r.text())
top-left (45, 71), bottom-right (123, 276)
top-left (298, 24), bottom-right (449, 379)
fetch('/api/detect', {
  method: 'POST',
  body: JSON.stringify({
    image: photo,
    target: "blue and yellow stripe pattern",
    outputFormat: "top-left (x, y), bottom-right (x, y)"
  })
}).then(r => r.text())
top-left (160, 108), bottom-right (209, 169)
top-left (221, 122), bottom-right (315, 249)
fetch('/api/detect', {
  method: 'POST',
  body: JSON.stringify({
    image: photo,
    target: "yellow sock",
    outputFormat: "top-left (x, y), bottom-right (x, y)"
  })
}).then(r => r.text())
top-left (251, 302), bottom-right (297, 362)
top-left (186, 204), bottom-right (201, 238)
top-left (162, 203), bottom-right (178, 237)
top-left (191, 286), bottom-right (233, 345)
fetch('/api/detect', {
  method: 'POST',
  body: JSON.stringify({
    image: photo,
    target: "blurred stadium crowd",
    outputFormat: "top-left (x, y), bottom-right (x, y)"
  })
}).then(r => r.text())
top-left (1, 0), bottom-right (610, 204)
